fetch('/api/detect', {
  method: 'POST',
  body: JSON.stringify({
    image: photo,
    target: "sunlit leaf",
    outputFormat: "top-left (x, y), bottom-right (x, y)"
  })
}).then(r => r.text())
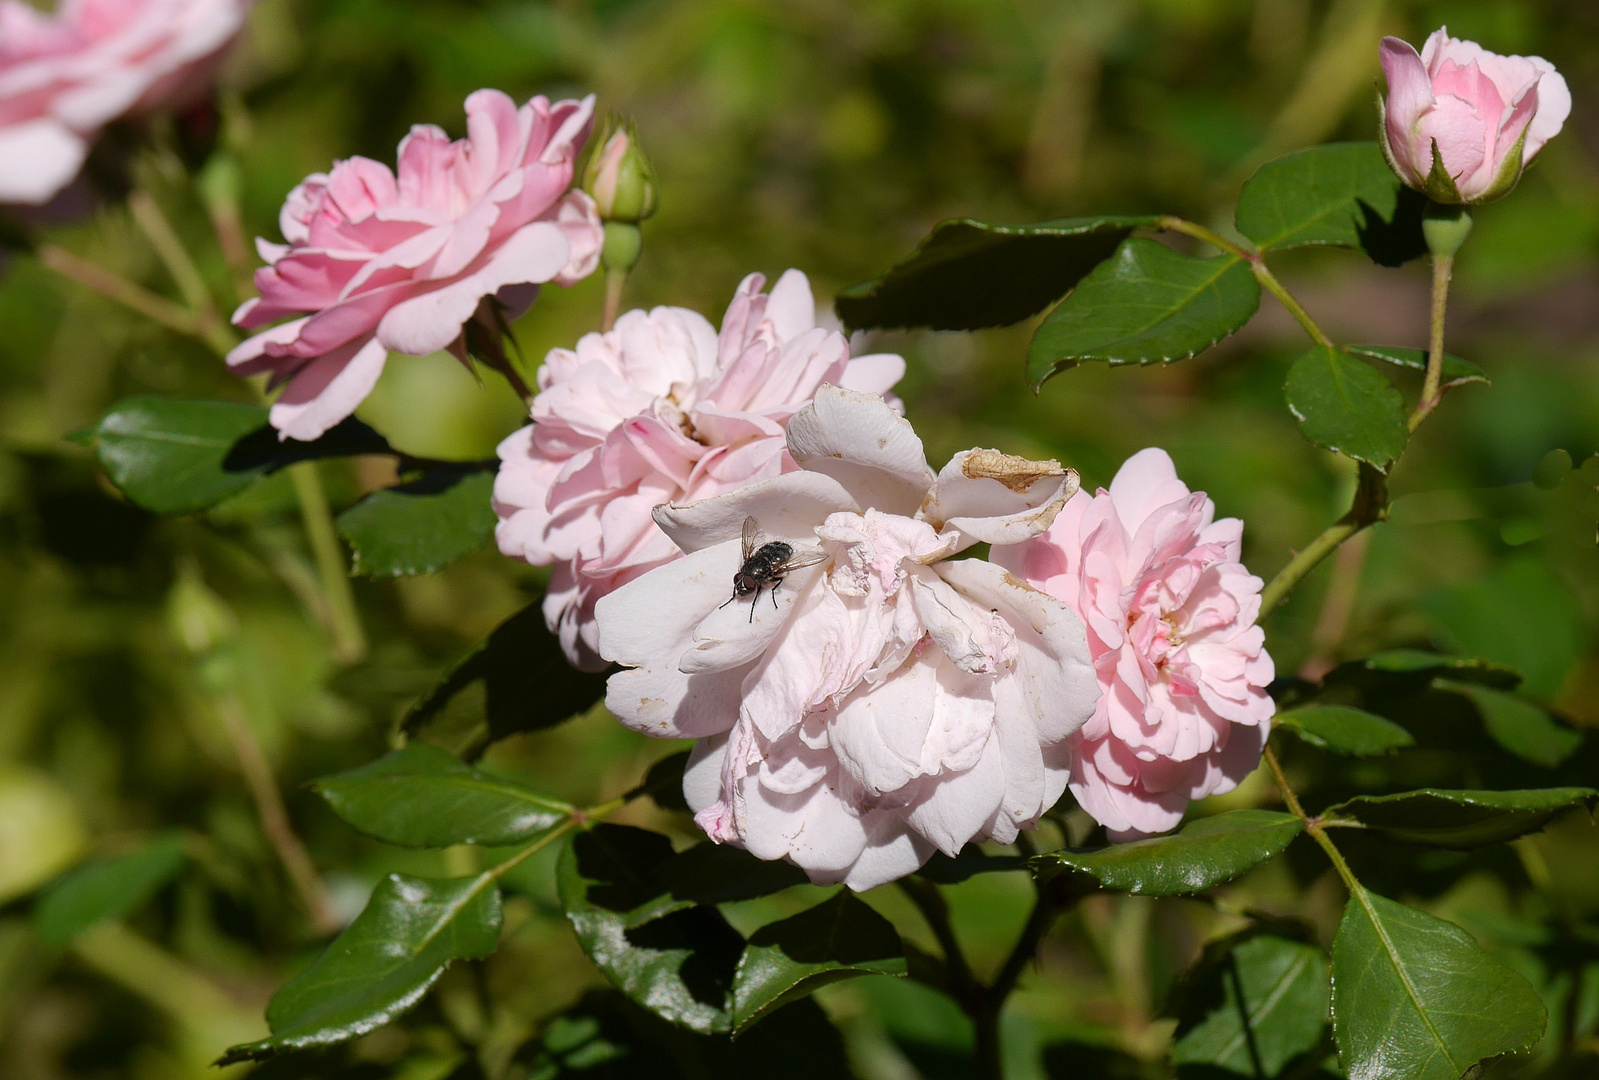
top-left (1235, 142), bottom-right (1426, 264)
top-left (218, 872), bottom-right (503, 1063)
top-left (1284, 346), bottom-right (1409, 470)
top-left (313, 743), bottom-right (573, 848)
top-left (1322, 787), bottom-right (1597, 848)
top-left (338, 468), bottom-right (498, 576)
top-left (1331, 886), bottom-right (1545, 1080)
top-left (1273, 704), bottom-right (1414, 757)
top-left (1027, 239), bottom-right (1259, 387)
top-left (1032, 810), bottom-right (1302, 896)
top-left (836, 215), bottom-right (1157, 332)
top-left (33, 832), bottom-right (187, 948)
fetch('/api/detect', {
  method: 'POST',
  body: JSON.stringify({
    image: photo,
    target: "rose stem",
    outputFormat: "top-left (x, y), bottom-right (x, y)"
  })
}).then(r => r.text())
top-left (1409, 249), bottom-right (1455, 430)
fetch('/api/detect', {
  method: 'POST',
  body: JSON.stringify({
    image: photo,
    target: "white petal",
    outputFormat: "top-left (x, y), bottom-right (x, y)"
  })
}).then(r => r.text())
top-left (786, 385), bottom-right (934, 515)
top-left (683, 735), bottom-right (728, 814)
top-left (922, 449), bottom-right (1078, 548)
top-left (829, 662), bottom-right (937, 796)
top-left (652, 471), bottom-right (858, 554)
top-left (905, 729), bottom-right (1006, 857)
top-left (842, 815), bottom-right (937, 891)
top-left (682, 553), bottom-right (826, 674)
top-left (0, 119), bottom-right (87, 205)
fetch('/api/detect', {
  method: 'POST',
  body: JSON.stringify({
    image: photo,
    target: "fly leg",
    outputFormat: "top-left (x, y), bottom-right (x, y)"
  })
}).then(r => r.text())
top-left (770, 576), bottom-right (784, 611)
top-left (748, 584), bottom-right (762, 623)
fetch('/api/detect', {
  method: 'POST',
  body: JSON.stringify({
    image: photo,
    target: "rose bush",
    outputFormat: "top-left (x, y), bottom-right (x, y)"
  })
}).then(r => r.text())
top-left (1379, 26), bottom-right (1569, 203)
top-left (493, 271), bottom-right (904, 668)
top-left (228, 89), bottom-right (603, 441)
top-left (0, 0), bottom-right (248, 205)
top-left (993, 449), bottom-right (1274, 840)
top-left (594, 386), bottom-right (1100, 889)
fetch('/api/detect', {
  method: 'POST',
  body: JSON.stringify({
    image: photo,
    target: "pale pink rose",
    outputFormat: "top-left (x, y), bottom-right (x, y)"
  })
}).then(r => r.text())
top-left (1380, 27), bottom-right (1570, 204)
top-left (594, 386), bottom-right (1100, 890)
top-left (227, 90), bottom-right (604, 441)
top-left (494, 270), bottom-right (906, 670)
top-left (0, 0), bottom-right (248, 204)
top-left (992, 449), bottom-right (1275, 841)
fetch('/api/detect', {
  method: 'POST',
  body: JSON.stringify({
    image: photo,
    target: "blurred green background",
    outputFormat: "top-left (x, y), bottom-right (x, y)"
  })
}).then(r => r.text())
top-left (1, 0), bottom-right (1596, 1077)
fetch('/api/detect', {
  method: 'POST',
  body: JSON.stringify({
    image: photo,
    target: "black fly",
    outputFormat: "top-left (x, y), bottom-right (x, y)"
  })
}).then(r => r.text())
top-left (721, 516), bottom-right (829, 622)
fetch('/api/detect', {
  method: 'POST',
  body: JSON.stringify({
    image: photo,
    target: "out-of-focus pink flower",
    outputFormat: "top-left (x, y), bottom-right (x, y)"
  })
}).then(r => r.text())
top-left (594, 386), bottom-right (1100, 890)
top-left (494, 270), bottom-right (906, 669)
top-left (1380, 27), bottom-right (1570, 204)
top-left (0, 0), bottom-right (248, 205)
top-left (992, 449), bottom-right (1274, 841)
top-left (227, 90), bottom-right (603, 441)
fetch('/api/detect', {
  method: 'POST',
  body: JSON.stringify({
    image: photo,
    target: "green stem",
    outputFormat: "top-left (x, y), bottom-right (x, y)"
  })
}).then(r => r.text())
top-left (128, 191), bottom-right (236, 357)
top-left (1157, 217), bottom-right (1332, 347)
top-left (39, 244), bottom-right (202, 339)
top-left (1259, 463), bottom-right (1387, 614)
top-left (287, 463), bottom-right (367, 665)
top-left (602, 268), bottom-right (627, 332)
top-left (1409, 251), bottom-right (1455, 431)
top-left (1263, 744), bottom-right (1360, 895)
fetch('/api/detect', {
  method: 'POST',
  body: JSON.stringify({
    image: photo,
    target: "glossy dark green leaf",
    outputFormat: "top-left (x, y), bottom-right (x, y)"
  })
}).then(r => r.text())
top-left (338, 468), bottom-right (498, 576)
top-left (85, 396), bottom-right (393, 515)
top-left (1322, 787), bottom-right (1596, 848)
top-left (1273, 704), bottom-right (1414, 757)
top-left (1027, 239), bottom-right (1259, 387)
top-left (403, 601), bottom-right (610, 745)
top-left (627, 843), bottom-right (811, 926)
top-left (1235, 142), bottom-right (1426, 264)
top-left (218, 872), bottom-right (503, 1064)
top-left (1169, 930), bottom-right (1330, 1077)
top-left (1330, 886), bottom-right (1545, 1080)
top-left (312, 744), bottom-right (573, 848)
top-left (731, 890), bottom-right (905, 1034)
top-left (33, 832), bottom-right (188, 948)
top-left (1284, 346), bottom-right (1409, 470)
top-left (558, 825), bottom-right (744, 1034)
top-left (1327, 650), bottom-right (1522, 691)
top-left (1346, 345), bottom-right (1487, 390)
top-left (835, 215), bottom-right (1156, 332)
top-left (1437, 681), bottom-right (1583, 766)
top-left (1032, 810), bottom-right (1302, 896)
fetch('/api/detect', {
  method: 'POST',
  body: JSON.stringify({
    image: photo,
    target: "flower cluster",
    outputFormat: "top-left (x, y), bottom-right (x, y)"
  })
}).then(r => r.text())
top-left (0, 0), bottom-right (248, 205)
top-left (493, 270), bottom-right (904, 669)
top-left (229, 90), bottom-right (604, 441)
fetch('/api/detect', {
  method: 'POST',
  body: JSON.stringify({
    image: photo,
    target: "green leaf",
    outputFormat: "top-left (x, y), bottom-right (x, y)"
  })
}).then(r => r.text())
top-left (731, 890), bottom-right (905, 1034)
top-left (835, 215), bottom-right (1157, 332)
top-left (1330, 886), bottom-right (1545, 1080)
top-left (33, 832), bottom-right (187, 949)
top-left (1283, 346), bottom-right (1409, 470)
top-left (312, 744), bottom-right (573, 848)
top-left (1032, 810), bottom-right (1302, 896)
top-left (1235, 142), bottom-right (1427, 264)
top-left (85, 396), bottom-right (393, 515)
top-left (1273, 704), bottom-right (1414, 757)
top-left (1346, 345), bottom-right (1487, 390)
top-left (916, 849), bottom-right (1029, 884)
top-left (338, 468), bottom-right (498, 576)
top-left (627, 843), bottom-right (811, 926)
top-left (403, 602), bottom-right (610, 745)
top-left (1322, 787), bottom-right (1597, 849)
top-left (1327, 650), bottom-right (1522, 691)
top-left (1169, 930), bottom-right (1330, 1078)
top-left (1026, 239), bottom-right (1260, 388)
top-left (218, 872), bottom-right (503, 1064)
top-left (1425, 558), bottom-right (1585, 700)
top-left (1437, 681), bottom-right (1583, 766)
top-left (558, 825), bottom-right (744, 1034)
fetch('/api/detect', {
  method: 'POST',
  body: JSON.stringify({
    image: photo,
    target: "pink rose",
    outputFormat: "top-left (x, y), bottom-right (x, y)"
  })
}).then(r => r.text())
top-left (1380, 27), bottom-right (1570, 204)
top-left (494, 270), bottom-right (905, 669)
top-left (992, 449), bottom-right (1275, 841)
top-left (594, 387), bottom-right (1100, 890)
top-left (227, 90), bottom-right (604, 441)
top-left (0, 0), bottom-right (248, 205)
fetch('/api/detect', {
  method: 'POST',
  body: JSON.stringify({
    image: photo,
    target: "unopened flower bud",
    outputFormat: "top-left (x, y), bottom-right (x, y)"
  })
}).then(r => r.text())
top-left (582, 115), bottom-right (657, 224)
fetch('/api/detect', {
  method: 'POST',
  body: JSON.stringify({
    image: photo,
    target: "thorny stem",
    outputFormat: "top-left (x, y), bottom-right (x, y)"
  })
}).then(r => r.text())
top-left (602, 268), bottom-right (627, 332)
top-left (1409, 251), bottom-right (1455, 431)
top-left (1157, 217), bottom-right (1333, 347)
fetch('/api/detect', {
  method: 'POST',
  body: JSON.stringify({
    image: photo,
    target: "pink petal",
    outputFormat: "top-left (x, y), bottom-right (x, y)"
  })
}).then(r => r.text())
top-left (268, 334), bottom-right (388, 442)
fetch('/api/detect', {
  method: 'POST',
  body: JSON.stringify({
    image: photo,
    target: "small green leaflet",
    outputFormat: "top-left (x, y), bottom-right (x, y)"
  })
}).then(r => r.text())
top-left (1273, 704), bottom-right (1414, 757)
top-left (1284, 346), bottom-right (1409, 470)
top-left (218, 872), bottom-right (503, 1064)
top-left (1031, 810), bottom-right (1302, 896)
top-left (1169, 930), bottom-right (1330, 1078)
top-left (1027, 239), bottom-right (1260, 388)
top-left (1331, 886), bottom-right (1545, 1080)
top-left (33, 832), bottom-right (188, 948)
top-left (730, 890), bottom-right (906, 1034)
top-left (312, 744), bottom-right (573, 848)
top-left (835, 214), bottom-right (1157, 332)
top-left (1321, 787), bottom-right (1596, 849)
top-left (1437, 680), bottom-right (1583, 767)
top-left (1346, 345), bottom-right (1487, 390)
top-left (1235, 142), bottom-right (1427, 265)
top-left (338, 469), bottom-right (498, 576)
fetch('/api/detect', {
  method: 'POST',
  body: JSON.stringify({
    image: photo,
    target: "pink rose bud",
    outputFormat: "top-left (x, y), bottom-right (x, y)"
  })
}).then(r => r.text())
top-left (1379, 27), bottom-right (1571, 205)
top-left (581, 114), bottom-right (657, 224)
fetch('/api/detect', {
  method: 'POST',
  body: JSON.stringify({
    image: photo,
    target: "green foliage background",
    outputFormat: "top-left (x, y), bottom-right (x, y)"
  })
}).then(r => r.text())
top-left (0, 0), bottom-right (1596, 1077)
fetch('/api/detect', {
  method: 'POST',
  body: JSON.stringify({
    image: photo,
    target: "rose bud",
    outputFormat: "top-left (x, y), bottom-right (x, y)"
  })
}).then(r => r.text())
top-left (1379, 27), bottom-right (1570, 205)
top-left (581, 114), bottom-right (657, 224)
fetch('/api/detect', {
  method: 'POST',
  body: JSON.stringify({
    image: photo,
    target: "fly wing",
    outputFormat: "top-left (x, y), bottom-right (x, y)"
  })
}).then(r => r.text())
top-left (741, 516), bottom-right (759, 561)
top-left (774, 548), bottom-right (831, 573)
